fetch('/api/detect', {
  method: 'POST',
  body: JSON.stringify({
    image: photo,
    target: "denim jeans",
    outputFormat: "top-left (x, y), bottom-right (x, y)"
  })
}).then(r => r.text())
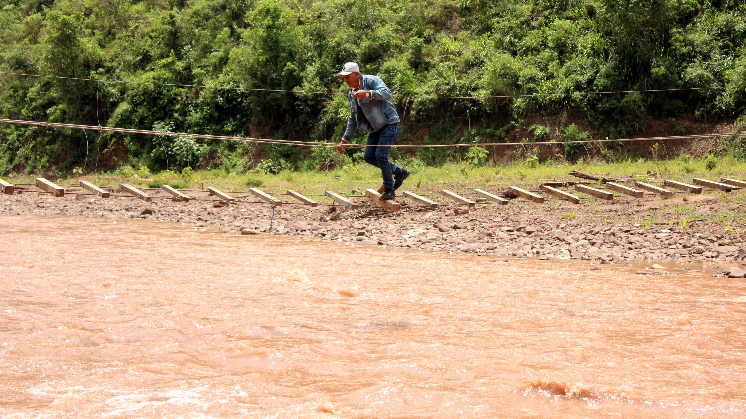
top-left (363, 123), bottom-right (402, 191)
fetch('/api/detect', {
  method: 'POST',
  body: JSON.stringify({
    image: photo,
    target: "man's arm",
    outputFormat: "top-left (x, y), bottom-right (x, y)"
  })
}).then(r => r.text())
top-left (338, 93), bottom-right (357, 152)
top-left (364, 76), bottom-right (392, 101)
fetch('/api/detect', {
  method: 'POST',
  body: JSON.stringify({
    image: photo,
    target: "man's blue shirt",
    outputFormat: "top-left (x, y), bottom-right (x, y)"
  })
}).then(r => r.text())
top-left (342, 75), bottom-right (400, 142)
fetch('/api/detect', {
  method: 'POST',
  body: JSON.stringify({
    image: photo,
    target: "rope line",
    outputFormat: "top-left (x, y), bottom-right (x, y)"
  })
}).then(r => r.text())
top-left (1, 117), bottom-right (742, 149)
top-left (0, 70), bottom-right (724, 99)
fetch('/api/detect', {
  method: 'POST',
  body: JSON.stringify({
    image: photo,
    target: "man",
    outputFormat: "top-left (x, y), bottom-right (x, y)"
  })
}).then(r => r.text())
top-left (336, 62), bottom-right (410, 200)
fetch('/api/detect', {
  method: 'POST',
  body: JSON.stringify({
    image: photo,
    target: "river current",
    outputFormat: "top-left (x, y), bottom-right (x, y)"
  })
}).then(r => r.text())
top-left (1, 216), bottom-right (745, 418)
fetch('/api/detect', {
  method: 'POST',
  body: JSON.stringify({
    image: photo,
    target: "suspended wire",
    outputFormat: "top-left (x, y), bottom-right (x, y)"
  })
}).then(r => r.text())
top-left (0, 70), bottom-right (725, 99)
top-left (1, 117), bottom-right (742, 149)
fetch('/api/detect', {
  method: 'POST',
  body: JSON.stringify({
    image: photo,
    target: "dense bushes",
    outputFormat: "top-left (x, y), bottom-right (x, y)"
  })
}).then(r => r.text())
top-left (0, 0), bottom-right (745, 175)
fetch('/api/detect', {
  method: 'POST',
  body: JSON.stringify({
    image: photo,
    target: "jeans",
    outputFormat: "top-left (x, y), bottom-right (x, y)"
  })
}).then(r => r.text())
top-left (363, 123), bottom-right (402, 191)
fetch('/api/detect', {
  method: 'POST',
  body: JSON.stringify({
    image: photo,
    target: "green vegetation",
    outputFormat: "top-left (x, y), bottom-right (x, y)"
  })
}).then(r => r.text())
top-left (0, 0), bottom-right (745, 178)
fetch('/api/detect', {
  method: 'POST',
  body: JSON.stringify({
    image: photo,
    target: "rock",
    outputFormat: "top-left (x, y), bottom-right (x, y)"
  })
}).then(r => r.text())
top-left (436, 223), bottom-right (451, 232)
top-left (452, 223), bottom-right (467, 230)
top-left (240, 229), bottom-right (260, 235)
top-left (718, 246), bottom-right (739, 253)
top-left (525, 226), bottom-right (538, 234)
top-left (455, 208), bottom-right (470, 215)
top-left (725, 268), bottom-right (746, 278)
top-left (140, 208), bottom-right (154, 216)
top-left (652, 264), bottom-right (666, 269)
top-left (357, 231), bottom-right (366, 236)
top-left (553, 231), bottom-right (569, 241)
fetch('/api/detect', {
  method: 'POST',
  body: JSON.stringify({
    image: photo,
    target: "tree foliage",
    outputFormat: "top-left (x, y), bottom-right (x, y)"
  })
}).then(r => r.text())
top-left (0, 0), bottom-right (745, 174)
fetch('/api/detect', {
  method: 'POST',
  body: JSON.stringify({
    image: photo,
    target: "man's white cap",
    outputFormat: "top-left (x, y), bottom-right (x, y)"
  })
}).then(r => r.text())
top-left (337, 62), bottom-right (359, 76)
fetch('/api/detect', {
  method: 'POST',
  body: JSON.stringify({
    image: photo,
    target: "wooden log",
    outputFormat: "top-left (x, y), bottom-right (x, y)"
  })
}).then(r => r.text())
top-left (473, 189), bottom-right (509, 205)
top-left (540, 185), bottom-right (580, 204)
top-left (575, 184), bottom-right (613, 200)
top-left (36, 178), bottom-right (64, 197)
top-left (287, 190), bottom-right (318, 207)
top-left (325, 191), bottom-right (358, 207)
top-left (377, 184), bottom-right (385, 194)
top-left (161, 184), bottom-right (190, 201)
top-left (208, 187), bottom-right (234, 201)
top-left (0, 178), bottom-right (14, 195)
top-left (568, 171), bottom-right (623, 183)
top-left (509, 186), bottom-right (544, 203)
top-left (605, 182), bottom-right (644, 198)
top-left (120, 183), bottom-right (151, 202)
top-left (249, 188), bottom-right (282, 205)
top-left (635, 181), bottom-right (673, 196)
top-left (365, 189), bottom-right (400, 212)
top-left (440, 190), bottom-right (476, 207)
top-left (664, 180), bottom-right (702, 194)
top-left (80, 181), bottom-right (110, 198)
top-left (693, 178), bottom-right (732, 192)
top-left (402, 191), bottom-right (439, 208)
top-left (720, 177), bottom-right (746, 188)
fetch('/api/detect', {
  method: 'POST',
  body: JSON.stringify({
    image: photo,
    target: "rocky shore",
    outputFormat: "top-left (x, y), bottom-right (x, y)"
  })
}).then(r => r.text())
top-left (2, 183), bottom-right (746, 277)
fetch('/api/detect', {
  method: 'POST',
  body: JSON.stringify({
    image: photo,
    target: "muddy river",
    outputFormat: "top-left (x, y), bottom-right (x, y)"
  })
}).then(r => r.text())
top-left (1, 216), bottom-right (745, 418)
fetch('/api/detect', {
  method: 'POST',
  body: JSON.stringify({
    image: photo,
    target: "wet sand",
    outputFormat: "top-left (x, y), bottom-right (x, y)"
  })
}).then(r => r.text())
top-left (2, 216), bottom-right (746, 418)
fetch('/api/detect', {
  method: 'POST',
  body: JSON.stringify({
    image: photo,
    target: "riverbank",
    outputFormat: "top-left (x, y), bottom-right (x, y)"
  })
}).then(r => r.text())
top-left (2, 173), bottom-right (746, 275)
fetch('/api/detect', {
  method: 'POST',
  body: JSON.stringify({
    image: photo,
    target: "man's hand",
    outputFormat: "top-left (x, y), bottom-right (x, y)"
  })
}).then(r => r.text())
top-left (352, 89), bottom-right (370, 99)
top-left (336, 139), bottom-right (349, 153)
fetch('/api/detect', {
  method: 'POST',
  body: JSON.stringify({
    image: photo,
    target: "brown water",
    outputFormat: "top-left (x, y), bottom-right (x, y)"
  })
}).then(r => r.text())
top-left (1, 215), bottom-right (746, 418)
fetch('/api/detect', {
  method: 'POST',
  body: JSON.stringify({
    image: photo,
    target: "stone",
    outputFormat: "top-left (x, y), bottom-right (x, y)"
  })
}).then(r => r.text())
top-left (435, 223), bottom-right (450, 232)
top-left (240, 229), bottom-right (260, 235)
top-left (140, 208), bottom-right (154, 216)
top-left (725, 268), bottom-right (746, 278)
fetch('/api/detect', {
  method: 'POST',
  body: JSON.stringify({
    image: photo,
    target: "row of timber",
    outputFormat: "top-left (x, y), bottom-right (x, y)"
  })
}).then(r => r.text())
top-left (1, 172), bottom-right (745, 213)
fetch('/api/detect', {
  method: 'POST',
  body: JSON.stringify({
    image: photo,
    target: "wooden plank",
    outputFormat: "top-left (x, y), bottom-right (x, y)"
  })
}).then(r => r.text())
top-left (208, 187), bottom-right (234, 201)
top-left (509, 186), bottom-right (545, 203)
top-left (35, 178), bottom-right (64, 197)
top-left (287, 190), bottom-right (318, 207)
top-left (539, 185), bottom-right (580, 204)
top-left (473, 189), bottom-right (509, 205)
top-left (721, 177), bottom-right (746, 188)
top-left (377, 184), bottom-right (385, 194)
top-left (325, 191), bottom-right (358, 207)
top-left (605, 182), bottom-right (644, 198)
top-left (664, 180), bottom-right (702, 194)
top-left (120, 183), bottom-right (151, 202)
top-left (402, 191), bottom-right (439, 208)
top-left (161, 184), bottom-right (190, 201)
top-left (80, 181), bottom-right (110, 198)
top-left (365, 189), bottom-right (401, 212)
top-left (635, 181), bottom-right (674, 196)
top-left (693, 178), bottom-right (732, 192)
top-left (249, 188), bottom-right (282, 205)
top-left (575, 184), bottom-right (613, 200)
top-left (440, 190), bottom-right (476, 207)
top-left (0, 178), bottom-right (14, 195)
